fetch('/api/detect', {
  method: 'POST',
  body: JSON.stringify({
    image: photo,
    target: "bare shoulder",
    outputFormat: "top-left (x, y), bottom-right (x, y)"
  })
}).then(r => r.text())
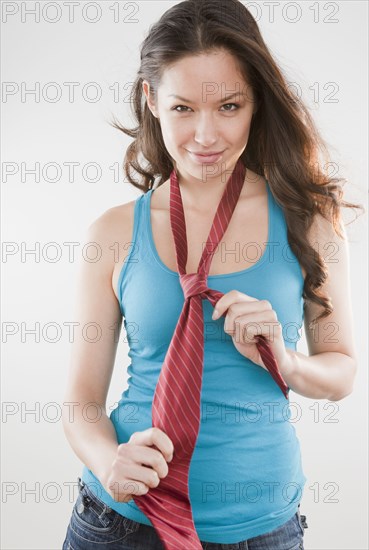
top-left (82, 199), bottom-right (139, 291)
top-left (86, 199), bottom-right (138, 251)
top-left (307, 211), bottom-right (346, 258)
top-left (91, 199), bottom-right (137, 235)
top-left (95, 198), bottom-right (144, 303)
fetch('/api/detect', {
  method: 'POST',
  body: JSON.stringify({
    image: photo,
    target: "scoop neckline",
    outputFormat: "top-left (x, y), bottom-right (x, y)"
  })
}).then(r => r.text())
top-left (145, 178), bottom-right (274, 279)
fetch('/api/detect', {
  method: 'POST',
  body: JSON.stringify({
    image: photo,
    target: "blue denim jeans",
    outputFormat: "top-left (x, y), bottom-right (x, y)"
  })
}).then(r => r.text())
top-left (62, 477), bottom-right (308, 550)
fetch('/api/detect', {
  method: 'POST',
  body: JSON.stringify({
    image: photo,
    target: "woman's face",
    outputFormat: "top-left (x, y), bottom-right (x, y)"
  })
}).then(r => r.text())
top-left (143, 49), bottom-right (256, 184)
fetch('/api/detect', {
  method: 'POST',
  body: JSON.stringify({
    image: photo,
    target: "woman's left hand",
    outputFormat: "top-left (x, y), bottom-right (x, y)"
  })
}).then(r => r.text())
top-left (212, 290), bottom-right (294, 378)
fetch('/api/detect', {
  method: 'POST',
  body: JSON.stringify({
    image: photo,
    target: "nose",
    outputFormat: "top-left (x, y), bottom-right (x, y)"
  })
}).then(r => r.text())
top-left (193, 113), bottom-right (219, 147)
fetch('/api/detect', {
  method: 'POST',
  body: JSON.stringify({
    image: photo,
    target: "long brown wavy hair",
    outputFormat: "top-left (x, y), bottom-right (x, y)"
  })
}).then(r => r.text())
top-left (109, 0), bottom-right (364, 328)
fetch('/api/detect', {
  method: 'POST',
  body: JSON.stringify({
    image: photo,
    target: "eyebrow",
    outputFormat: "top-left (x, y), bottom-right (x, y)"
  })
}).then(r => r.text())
top-left (167, 92), bottom-right (247, 103)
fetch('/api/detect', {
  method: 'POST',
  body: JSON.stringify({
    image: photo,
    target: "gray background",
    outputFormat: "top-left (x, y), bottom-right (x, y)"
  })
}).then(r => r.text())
top-left (1, 1), bottom-right (368, 548)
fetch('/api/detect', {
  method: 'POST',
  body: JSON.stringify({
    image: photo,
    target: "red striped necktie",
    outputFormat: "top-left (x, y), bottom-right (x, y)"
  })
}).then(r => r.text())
top-left (133, 158), bottom-right (289, 549)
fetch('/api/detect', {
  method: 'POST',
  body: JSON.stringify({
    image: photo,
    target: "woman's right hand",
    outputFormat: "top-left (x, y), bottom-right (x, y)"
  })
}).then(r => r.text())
top-left (102, 427), bottom-right (175, 503)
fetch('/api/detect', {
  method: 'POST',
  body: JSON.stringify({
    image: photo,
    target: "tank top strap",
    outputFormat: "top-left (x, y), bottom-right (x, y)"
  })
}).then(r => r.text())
top-left (116, 191), bottom-right (151, 316)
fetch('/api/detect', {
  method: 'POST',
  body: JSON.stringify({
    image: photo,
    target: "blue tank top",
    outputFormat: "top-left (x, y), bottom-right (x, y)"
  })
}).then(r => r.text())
top-left (81, 180), bottom-right (307, 544)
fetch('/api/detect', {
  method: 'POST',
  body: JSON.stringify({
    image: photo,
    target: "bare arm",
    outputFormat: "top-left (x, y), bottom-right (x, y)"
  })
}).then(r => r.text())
top-left (62, 206), bottom-right (129, 485)
top-left (283, 350), bottom-right (357, 401)
top-left (282, 214), bottom-right (358, 401)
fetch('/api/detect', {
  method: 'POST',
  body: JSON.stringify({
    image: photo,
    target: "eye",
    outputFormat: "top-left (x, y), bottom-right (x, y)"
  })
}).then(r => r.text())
top-left (172, 103), bottom-right (241, 113)
top-left (221, 103), bottom-right (240, 111)
top-left (173, 105), bottom-right (191, 112)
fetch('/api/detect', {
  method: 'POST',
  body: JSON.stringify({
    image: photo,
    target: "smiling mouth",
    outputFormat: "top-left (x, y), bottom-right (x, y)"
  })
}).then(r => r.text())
top-left (189, 150), bottom-right (225, 162)
top-left (191, 151), bottom-right (224, 156)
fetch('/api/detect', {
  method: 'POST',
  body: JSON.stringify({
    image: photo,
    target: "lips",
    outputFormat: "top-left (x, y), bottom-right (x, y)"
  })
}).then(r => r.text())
top-left (192, 151), bottom-right (224, 156)
top-left (189, 150), bottom-right (224, 163)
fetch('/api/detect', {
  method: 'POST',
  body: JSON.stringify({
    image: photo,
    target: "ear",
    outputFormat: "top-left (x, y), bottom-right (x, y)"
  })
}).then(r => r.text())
top-left (142, 80), bottom-right (159, 119)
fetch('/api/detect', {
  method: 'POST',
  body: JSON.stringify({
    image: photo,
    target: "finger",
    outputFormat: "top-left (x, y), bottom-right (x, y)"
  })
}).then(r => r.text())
top-left (226, 312), bottom-right (281, 343)
top-left (136, 427), bottom-right (174, 462)
top-left (127, 462), bottom-right (163, 488)
top-left (132, 445), bottom-right (170, 479)
top-left (212, 290), bottom-right (257, 320)
top-left (106, 477), bottom-right (149, 501)
top-left (223, 299), bottom-right (273, 324)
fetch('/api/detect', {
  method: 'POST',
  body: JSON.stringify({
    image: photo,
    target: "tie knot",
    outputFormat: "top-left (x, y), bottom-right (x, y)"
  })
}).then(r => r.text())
top-left (180, 273), bottom-right (208, 300)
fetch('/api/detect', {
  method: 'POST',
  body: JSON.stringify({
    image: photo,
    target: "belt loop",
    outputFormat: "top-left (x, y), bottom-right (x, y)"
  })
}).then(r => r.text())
top-left (77, 477), bottom-right (85, 492)
top-left (300, 514), bottom-right (308, 529)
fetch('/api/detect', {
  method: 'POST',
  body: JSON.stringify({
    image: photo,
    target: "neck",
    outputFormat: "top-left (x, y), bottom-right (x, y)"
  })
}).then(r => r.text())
top-left (173, 159), bottom-right (245, 211)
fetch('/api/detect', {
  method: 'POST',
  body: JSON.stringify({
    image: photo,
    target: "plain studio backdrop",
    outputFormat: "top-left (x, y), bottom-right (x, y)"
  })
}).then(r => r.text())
top-left (1, 1), bottom-right (368, 549)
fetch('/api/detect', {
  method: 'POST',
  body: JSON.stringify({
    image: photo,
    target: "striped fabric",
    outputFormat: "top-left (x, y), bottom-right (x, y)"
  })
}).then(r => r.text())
top-left (133, 157), bottom-right (289, 549)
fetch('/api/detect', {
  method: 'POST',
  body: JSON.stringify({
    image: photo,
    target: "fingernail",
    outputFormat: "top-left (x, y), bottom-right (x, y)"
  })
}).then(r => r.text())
top-left (212, 309), bottom-right (219, 320)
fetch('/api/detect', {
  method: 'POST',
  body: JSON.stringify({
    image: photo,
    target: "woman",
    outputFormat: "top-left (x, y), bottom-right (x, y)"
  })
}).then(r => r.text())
top-left (62, 1), bottom-right (362, 549)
